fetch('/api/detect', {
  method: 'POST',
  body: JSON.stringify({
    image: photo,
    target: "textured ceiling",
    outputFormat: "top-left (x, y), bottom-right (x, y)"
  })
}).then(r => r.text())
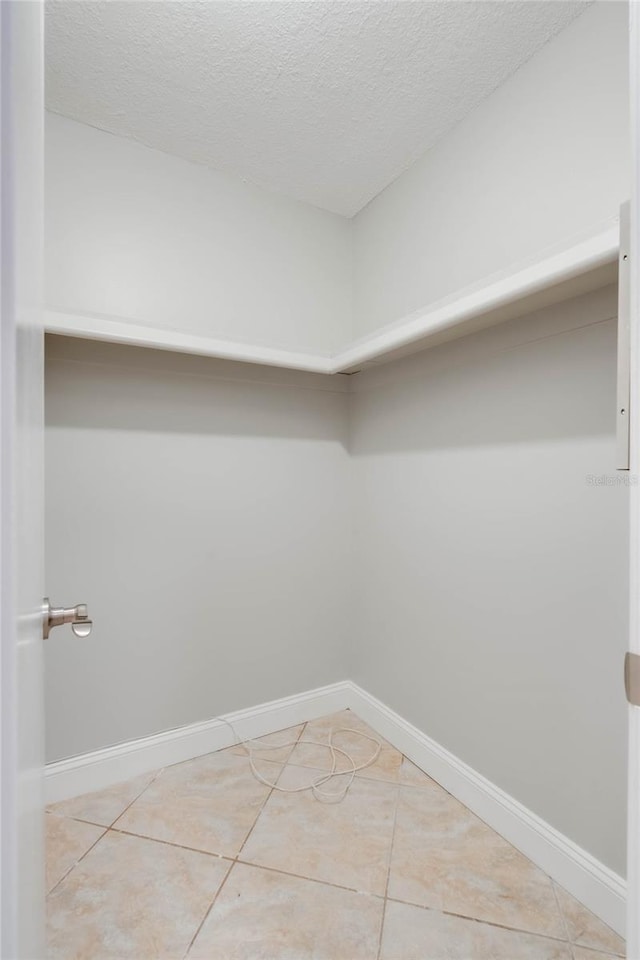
top-left (46, 1), bottom-right (589, 217)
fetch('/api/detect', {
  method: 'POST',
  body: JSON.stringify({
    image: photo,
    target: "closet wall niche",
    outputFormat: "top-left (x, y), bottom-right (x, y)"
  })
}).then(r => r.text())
top-left (44, 0), bottom-right (629, 903)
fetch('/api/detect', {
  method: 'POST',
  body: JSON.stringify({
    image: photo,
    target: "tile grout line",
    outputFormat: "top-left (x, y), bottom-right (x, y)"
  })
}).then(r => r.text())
top-left (182, 857), bottom-right (236, 959)
top-left (376, 776), bottom-right (401, 960)
top-left (107, 766), bottom-right (166, 830)
top-left (98, 822), bottom-right (385, 902)
top-left (102, 734), bottom-right (299, 861)
top-left (47, 765), bottom-right (167, 832)
top-left (108, 825), bottom-right (236, 862)
top-left (552, 878), bottom-right (577, 958)
top-left (72, 725), bottom-right (310, 868)
top-left (569, 947), bottom-right (625, 960)
top-left (282, 756), bottom-right (436, 789)
top-left (232, 721), bottom-right (309, 862)
top-left (233, 856), bottom-right (384, 899)
top-left (46, 811), bottom-right (108, 830)
top-left (49, 815), bottom-right (595, 957)
top-left (47, 766), bottom-right (169, 841)
top-left (46, 741), bottom-right (274, 903)
top-left (551, 878), bottom-right (625, 957)
top-left (47, 816), bottom-right (608, 960)
top-left (383, 896), bottom-right (582, 947)
top-left (183, 722), bottom-right (310, 959)
top-left (233, 714), bottom-right (405, 909)
top-left (89, 815), bottom-right (610, 956)
top-left (47, 713), bottom-right (616, 956)
top-left (45, 823), bottom-right (108, 898)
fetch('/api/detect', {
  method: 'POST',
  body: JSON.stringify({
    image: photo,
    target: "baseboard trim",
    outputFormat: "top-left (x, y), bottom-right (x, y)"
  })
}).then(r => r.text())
top-left (345, 682), bottom-right (626, 937)
top-left (45, 680), bottom-right (351, 804)
top-left (45, 678), bottom-right (626, 936)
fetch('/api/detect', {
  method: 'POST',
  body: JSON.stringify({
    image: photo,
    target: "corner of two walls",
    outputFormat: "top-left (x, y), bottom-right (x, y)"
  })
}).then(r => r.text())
top-left (343, 0), bottom-right (631, 878)
top-left (352, 0), bottom-right (630, 337)
top-left (45, 0), bottom-right (630, 351)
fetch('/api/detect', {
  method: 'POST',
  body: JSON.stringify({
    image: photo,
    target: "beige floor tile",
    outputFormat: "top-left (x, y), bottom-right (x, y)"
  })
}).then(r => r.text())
top-left (572, 948), bottom-right (622, 960)
top-left (188, 861), bottom-right (384, 959)
top-left (48, 715), bottom-right (611, 960)
top-left (398, 756), bottom-right (438, 788)
top-left (241, 763), bottom-right (398, 895)
top-left (46, 813), bottom-right (105, 893)
top-left (114, 751), bottom-right (278, 856)
top-left (388, 784), bottom-right (565, 940)
top-left (47, 770), bottom-right (158, 827)
top-left (225, 723), bottom-right (305, 762)
top-left (555, 886), bottom-right (625, 956)
top-left (379, 900), bottom-right (573, 960)
top-left (47, 831), bottom-right (230, 960)
top-left (288, 709), bottom-right (403, 783)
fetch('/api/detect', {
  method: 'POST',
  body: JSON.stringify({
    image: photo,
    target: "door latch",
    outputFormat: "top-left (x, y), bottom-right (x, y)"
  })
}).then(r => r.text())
top-left (625, 652), bottom-right (640, 707)
top-left (43, 598), bottom-right (93, 639)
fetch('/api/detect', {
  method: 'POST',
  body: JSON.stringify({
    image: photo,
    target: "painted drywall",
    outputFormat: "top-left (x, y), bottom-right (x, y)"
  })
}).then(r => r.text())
top-left (45, 114), bottom-right (352, 355)
top-left (45, 283), bottom-right (627, 874)
top-left (44, 337), bottom-right (352, 762)
top-left (350, 285), bottom-right (628, 875)
top-left (354, 1), bottom-right (629, 338)
top-left (45, 1), bottom-right (587, 216)
top-left (43, 1), bottom-right (629, 876)
top-left (46, 1), bottom-right (628, 355)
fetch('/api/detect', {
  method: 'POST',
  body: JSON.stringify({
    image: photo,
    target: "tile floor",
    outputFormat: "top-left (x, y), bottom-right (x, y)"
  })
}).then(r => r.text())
top-left (46, 710), bottom-right (626, 960)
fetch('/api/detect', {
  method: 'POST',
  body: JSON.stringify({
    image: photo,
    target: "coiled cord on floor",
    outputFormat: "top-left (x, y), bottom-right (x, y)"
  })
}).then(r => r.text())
top-left (218, 718), bottom-right (382, 803)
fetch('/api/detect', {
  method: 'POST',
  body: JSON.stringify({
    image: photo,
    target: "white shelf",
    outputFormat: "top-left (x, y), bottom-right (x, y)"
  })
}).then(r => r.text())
top-left (44, 312), bottom-right (333, 374)
top-left (337, 221), bottom-right (620, 372)
top-left (46, 221), bottom-right (620, 376)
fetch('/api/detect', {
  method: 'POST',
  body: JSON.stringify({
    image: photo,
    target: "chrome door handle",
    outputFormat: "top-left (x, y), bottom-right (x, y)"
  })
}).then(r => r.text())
top-left (43, 598), bottom-right (93, 639)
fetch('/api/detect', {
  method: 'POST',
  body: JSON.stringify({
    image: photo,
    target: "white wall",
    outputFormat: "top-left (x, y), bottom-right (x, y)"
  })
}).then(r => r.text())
top-left (44, 337), bottom-right (352, 762)
top-left (43, 0), bottom-right (628, 879)
top-left (45, 114), bottom-right (353, 356)
top-left (46, 2), bottom-right (629, 354)
top-left (353, 1), bottom-right (629, 338)
top-left (44, 285), bottom-right (628, 876)
top-left (350, 285), bottom-right (628, 875)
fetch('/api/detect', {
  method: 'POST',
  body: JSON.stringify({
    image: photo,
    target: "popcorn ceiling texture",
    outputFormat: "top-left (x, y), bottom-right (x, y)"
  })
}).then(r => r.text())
top-left (45, 0), bottom-right (589, 217)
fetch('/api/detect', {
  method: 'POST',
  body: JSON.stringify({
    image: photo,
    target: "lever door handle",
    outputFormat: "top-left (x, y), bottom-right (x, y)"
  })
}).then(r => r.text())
top-left (43, 598), bottom-right (93, 639)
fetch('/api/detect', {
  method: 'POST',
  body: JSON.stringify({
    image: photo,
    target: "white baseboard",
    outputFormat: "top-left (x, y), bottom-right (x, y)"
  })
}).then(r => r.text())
top-left (45, 678), bottom-right (626, 937)
top-left (345, 682), bottom-right (626, 938)
top-left (45, 680), bottom-right (351, 804)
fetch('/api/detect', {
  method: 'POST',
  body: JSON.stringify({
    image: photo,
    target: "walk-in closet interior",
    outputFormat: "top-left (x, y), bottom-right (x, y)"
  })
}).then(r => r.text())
top-left (42, 2), bottom-right (633, 957)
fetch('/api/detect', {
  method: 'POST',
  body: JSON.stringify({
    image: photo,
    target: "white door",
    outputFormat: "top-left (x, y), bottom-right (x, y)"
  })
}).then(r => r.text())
top-left (630, 6), bottom-right (640, 959)
top-left (0, 2), bottom-right (46, 958)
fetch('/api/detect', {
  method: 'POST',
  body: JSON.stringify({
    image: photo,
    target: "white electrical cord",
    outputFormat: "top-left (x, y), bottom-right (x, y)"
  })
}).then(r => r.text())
top-left (218, 717), bottom-right (382, 803)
